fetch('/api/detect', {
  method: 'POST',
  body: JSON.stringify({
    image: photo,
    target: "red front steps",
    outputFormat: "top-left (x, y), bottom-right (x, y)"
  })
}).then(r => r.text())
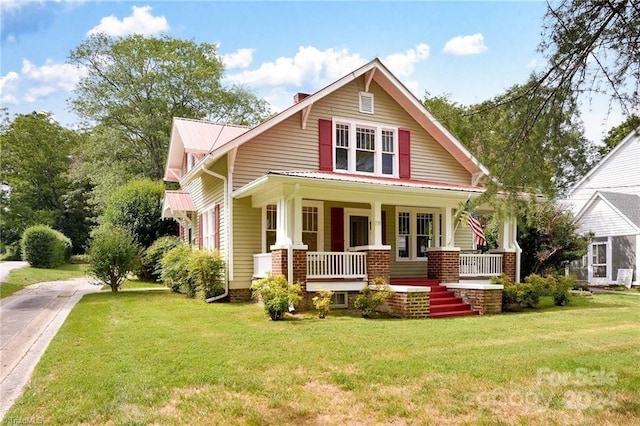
top-left (390, 278), bottom-right (479, 318)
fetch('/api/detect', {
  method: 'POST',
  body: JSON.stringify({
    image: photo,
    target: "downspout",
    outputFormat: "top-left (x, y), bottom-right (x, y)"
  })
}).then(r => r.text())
top-left (515, 241), bottom-right (522, 283)
top-left (200, 164), bottom-right (230, 303)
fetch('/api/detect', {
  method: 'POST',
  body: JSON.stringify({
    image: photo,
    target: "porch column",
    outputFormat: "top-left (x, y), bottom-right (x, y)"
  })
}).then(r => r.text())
top-left (442, 207), bottom-right (455, 248)
top-left (292, 195), bottom-right (305, 248)
top-left (366, 249), bottom-right (390, 285)
top-left (370, 201), bottom-right (384, 248)
top-left (273, 196), bottom-right (289, 248)
top-left (427, 247), bottom-right (460, 283)
top-left (490, 215), bottom-right (519, 282)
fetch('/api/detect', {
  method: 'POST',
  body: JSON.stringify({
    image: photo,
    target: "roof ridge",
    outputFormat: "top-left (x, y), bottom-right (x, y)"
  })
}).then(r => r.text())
top-left (173, 116), bottom-right (252, 129)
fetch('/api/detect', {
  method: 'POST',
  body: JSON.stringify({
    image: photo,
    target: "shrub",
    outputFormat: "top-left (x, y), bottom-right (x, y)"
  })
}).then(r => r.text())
top-left (251, 274), bottom-right (302, 320)
top-left (552, 275), bottom-right (575, 306)
top-left (497, 273), bottom-right (572, 311)
top-left (354, 278), bottom-right (394, 318)
top-left (102, 179), bottom-right (177, 250)
top-left (143, 236), bottom-right (182, 282)
top-left (88, 225), bottom-right (140, 292)
top-left (160, 244), bottom-right (194, 295)
top-left (70, 254), bottom-right (90, 264)
top-left (312, 289), bottom-right (334, 318)
top-left (21, 225), bottom-right (72, 268)
top-left (188, 250), bottom-right (225, 300)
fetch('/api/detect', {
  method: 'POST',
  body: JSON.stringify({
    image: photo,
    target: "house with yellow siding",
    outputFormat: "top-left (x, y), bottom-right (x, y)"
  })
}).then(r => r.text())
top-left (162, 59), bottom-right (519, 318)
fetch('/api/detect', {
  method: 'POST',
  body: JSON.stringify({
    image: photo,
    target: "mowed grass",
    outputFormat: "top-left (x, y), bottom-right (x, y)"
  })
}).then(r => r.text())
top-left (0, 263), bottom-right (89, 298)
top-left (6, 292), bottom-right (640, 425)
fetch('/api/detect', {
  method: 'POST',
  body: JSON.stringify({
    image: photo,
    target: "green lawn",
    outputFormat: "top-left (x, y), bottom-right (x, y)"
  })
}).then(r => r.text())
top-left (5, 292), bottom-right (640, 425)
top-left (0, 263), bottom-right (89, 298)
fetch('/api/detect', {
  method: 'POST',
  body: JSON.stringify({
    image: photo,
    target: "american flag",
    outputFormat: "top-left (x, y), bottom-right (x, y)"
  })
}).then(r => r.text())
top-left (460, 210), bottom-right (487, 247)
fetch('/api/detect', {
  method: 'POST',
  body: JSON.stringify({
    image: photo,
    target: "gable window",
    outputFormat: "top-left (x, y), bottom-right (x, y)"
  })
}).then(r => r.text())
top-left (397, 208), bottom-right (439, 261)
top-left (333, 118), bottom-right (397, 177)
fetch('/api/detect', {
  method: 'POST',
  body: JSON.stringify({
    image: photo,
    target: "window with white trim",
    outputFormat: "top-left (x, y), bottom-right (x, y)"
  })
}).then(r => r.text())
top-left (262, 201), bottom-right (324, 252)
top-left (302, 205), bottom-right (319, 251)
top-left (592, 242), bottom-right (607, 278)
top-left (333, 118), bottom-right (397, 177)
top-left (202, 207), bottom-right (215, 249)
top-left (265, 204), bottom-right (277, 251)
top-left (397, 208), bottom-right (439, 261)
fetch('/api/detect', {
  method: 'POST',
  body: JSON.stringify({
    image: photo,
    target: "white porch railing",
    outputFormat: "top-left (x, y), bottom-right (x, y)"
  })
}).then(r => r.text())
top-left (253, 253), bottom-right (272, 278)
top-left (459, 253), bottom-right (503, 277)
top-left (307, 251), bottom-right (367, 280)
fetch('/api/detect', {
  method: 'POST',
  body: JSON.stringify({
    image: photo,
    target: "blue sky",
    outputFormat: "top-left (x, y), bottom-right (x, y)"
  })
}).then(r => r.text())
top-left (0, 0), bottom-right (623, 143)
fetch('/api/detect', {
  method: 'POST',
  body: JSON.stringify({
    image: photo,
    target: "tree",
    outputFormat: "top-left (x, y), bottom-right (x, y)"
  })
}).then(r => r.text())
top-left (512, 1), bottom-right (639, 148)
top-left (424, 82), bottom-right (596, 197)
top-left (598, 115), bottom-right (640, 157)
top-left (88, 225), bottom-right (140, 292)
top-left (68, 34), bottom-right (270, 181)
top-left (102, 179), bottom-right (177, 251)
top-left (0, 111), bottom-right (94, 253)
top-left (518, 201), bottom-right (591, 277)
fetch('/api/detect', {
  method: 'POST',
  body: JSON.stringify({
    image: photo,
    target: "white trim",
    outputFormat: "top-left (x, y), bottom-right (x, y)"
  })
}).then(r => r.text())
top-left (445, 283), bottom-right (504, 290)
top-left (261, 200), bottom-right (324, 253)
top-left (396, 207), bottom-right (442, 261)
top-left (575, 191), bottom-right (640, 234)
top-left (344, 208), bottom-right (371, 250)
top-left (332, 117), bottom-right (399, 178)
top-left (307, 281), bottom-right (367, 292)
top-left (359, 91), bottom-right (374, 114)
top-left (568, 125), bottom-right (640, 197)
top-left (588, 239), bottom-right (612, 284)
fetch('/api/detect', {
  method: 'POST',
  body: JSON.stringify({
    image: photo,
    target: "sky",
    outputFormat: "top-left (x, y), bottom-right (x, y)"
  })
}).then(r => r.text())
top-left (0, 0), bottom-right (624, 144)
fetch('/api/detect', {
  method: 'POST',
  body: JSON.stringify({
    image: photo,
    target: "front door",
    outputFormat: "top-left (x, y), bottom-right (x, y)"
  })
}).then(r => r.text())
top-left (345, 209), bottom-right (370, 250)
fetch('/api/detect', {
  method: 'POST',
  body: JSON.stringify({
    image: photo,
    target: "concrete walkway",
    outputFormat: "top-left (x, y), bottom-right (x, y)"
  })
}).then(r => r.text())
top-left (0, 277), bottom-right (100, 421)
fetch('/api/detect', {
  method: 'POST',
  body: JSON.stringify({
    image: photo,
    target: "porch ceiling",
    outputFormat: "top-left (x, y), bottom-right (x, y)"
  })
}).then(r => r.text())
top-left (233, 171), bottom-right (489, 208)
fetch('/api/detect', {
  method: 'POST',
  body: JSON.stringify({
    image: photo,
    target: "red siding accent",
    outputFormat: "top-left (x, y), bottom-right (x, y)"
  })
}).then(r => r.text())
top-left (399, 129), bottom-right (411, 179)
top-left (213, 204), bottom-right (220, 250)
top-left (318, 118), bottom-right (333, 171)
top-left (381, 210), bottom-right (387, 245)
top-left (330, 207), bottom-right (344, 252)
top-left (198, 214), bottom-right (203, 250)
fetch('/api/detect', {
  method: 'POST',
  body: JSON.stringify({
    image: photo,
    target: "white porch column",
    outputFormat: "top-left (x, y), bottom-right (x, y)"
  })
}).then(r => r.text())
top-left (292, 195), bottom-right (305, 248)
top-left (371, 201), bottom-right (383, 248)
top-left (443, 207), bottom-right (455, 248)
top-left (273, 196), bottom-right (290, 248)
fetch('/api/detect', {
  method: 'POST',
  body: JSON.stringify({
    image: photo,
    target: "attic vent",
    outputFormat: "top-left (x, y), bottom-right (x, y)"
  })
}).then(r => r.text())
top-left (359, 92), bottom-right (374, 114)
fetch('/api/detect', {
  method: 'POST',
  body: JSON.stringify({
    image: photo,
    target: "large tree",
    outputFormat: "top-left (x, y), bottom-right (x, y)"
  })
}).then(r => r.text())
top-left (68, 34), bottom-right (270, 182)
top-left (0, 111), bottom-right (94, 253)
top-left (424, 80), bottom-right (596, 198)
top-left (597, 115), bottom-right (640, 157)
top-left (513, 1), bottom-right (639, 144)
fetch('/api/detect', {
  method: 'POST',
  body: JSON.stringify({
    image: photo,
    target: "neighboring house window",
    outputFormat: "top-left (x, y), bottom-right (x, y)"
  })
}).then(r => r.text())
top-left (333, 118), bottom-right (397, 177)
top-left (592, 242), bottom-right (608, 278)
top-left (397, 208), bottom-right (438, 260)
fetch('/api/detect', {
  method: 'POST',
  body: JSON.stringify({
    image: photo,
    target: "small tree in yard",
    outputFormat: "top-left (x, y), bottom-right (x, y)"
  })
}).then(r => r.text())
top-left (312, 289), bottom-right (334, 319)
top-left (88, 225), bottom-right (140, 292)
top-left (251, 274), bottom-right (302, 320)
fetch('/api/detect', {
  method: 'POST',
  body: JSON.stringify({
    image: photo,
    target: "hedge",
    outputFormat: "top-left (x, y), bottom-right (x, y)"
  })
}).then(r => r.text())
top-left (21, 225), bottom-right (72, 268)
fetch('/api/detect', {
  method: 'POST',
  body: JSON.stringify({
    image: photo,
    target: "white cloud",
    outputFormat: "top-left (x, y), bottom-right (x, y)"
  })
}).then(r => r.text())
top-left (443, 33), bottom-right (488, 55)
top-left (0, 71), bottom-right (19, 93)
top-left (21, 59), bottom-right (87, 92)
top-left (382, 43), bottom-right (430, 77)
top-left (221, 48), bottom-right (255, 69)
top-left (87, 5), bottom-right (169, 37)
top-left (224, 46), bottom-right (366, 88)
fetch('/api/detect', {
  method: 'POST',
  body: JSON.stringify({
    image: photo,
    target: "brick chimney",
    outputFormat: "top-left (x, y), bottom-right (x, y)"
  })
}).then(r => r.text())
top-left (293, 92), bottom-right (310, 104)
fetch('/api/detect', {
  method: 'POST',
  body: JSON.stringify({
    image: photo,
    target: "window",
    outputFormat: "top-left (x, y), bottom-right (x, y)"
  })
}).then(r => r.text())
top-left (397, 208), bottom-right (439, 261)
top-left (201, 205), bottom-right (220, 250)
top-left (263, 201), bottom-right (323, 252)
top-left (592, 242), bottom-right (607, 278)
top-left (333, 118), bottom-right (397, 177)
top-left (331, 292), bottom-right (348, 308)
top-left (265, 204), bottom-right (277, 251)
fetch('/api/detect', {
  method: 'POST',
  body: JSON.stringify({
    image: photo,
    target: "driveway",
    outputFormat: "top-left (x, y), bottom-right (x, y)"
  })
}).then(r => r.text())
top-left (0, 261), bottom-right (29, 283)
top-left (0, 277), bottom-right (100, 421)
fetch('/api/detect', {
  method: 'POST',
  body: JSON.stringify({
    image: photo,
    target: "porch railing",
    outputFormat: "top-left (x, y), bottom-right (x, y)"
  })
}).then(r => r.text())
top-left (459, 253), bottom-right (503, 277)
top-left (307, 251), bottom-right (367, 280)
top-left (253, 253), bottom-right (272, 279)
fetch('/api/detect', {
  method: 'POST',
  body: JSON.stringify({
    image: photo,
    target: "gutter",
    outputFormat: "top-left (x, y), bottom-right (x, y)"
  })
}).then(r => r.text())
top-left (200, 164), bottom-right (230, 303)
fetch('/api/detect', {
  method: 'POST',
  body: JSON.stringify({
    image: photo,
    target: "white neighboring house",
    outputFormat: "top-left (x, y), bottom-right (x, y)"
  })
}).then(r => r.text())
top-left (564, 125), bottom-right (640, 286)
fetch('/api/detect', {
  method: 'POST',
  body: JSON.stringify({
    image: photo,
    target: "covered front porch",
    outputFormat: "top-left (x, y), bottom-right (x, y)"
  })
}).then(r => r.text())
top-left (235, 171), bottom-right (517, 314)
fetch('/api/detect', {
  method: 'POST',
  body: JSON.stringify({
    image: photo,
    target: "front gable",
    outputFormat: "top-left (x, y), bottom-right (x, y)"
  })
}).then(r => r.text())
top-left (232, 77), bottom-right (474, 190)
top-left (575, 193), bottom-right (640, 237)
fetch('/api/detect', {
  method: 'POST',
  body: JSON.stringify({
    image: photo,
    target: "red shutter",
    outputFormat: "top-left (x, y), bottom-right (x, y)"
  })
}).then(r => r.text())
top-left (213, 204), bottom-right (220, 250)
top-left (318, 119), bottom-right (333, 171)
top-left (381, 210), bottom-right (387, 245)
top-left (330, 207), bottom-right (344, 252)
top-left (179, 224), bottom-right (185, 241)
top-left (198, 214), bottom-right (203, 250)
top-left (399, 129), bottom-right (411, 179)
